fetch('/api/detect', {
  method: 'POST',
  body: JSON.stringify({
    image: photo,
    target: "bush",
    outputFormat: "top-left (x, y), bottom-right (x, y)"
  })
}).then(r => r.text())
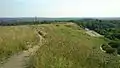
top-left (101, 44), bottom-right (116, 54)
top-left (108, 41), bottom-right (120, 48)
top-left (56, 24), bottom-right (59, 26)
top-left (101, 44), bottom-right (109, 50)
top-left (117, 47), bottom-right (120, 55)
top-left (106, 48), bottom-right (116, 54)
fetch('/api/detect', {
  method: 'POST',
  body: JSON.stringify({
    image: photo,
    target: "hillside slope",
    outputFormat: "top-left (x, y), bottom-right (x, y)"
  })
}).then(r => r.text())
top-left (27, 23), bottom-right (120, 68)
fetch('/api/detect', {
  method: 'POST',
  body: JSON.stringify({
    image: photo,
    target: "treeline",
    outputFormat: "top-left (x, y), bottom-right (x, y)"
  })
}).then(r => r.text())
top-left (72, 19), bottom-right (120, 41)
top-left (0, 21), bottom-right (55, 26)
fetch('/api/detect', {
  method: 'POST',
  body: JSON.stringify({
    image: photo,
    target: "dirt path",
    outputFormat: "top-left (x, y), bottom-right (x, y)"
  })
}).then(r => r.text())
top-left (0, 31), bottom-right (44, 68)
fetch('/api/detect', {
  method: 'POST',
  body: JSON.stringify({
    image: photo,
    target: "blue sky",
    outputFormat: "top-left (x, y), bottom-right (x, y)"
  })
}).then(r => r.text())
top-left (0, 0), bottom-right (120, 17)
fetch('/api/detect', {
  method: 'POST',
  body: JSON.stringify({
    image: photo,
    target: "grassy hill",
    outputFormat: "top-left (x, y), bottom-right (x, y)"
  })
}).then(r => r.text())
top-left (26, 23), bottom-right (120, 68)
top-left (0, 23), bottom-right (120, 68)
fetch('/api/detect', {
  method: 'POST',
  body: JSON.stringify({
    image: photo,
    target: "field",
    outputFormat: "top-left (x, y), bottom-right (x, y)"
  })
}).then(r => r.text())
top-left (26, 23), bottom-right (120, 68)
top-left (0, 25), bottom-right (39, 62)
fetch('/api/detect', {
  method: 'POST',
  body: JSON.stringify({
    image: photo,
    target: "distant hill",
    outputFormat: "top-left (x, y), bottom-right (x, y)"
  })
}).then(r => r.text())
top-left (0, 17), bottom-right (120, 23)
top-left (0, 17), bottom-right (82, 23)
top-left (95, 17), bottom-right (120, 20)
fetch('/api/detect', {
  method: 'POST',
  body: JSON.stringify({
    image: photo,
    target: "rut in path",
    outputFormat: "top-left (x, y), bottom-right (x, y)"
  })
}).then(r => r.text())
top-left (0, 31), bottom-right (44, 68)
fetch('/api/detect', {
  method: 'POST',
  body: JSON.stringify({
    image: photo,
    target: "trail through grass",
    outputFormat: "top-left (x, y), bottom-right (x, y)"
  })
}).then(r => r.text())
top-left (0, 29), bottom-right (44, 68)
top-left (0, 25), bottom-right (39, 64)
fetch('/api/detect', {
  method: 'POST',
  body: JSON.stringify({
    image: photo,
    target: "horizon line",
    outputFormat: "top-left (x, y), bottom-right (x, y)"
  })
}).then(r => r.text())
top-left (0, 17), bottom-right (120, 18)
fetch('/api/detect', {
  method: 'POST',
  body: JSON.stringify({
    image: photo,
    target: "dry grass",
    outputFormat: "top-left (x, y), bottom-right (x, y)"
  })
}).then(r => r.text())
top-left (0, 25), bottom-right (39, 62)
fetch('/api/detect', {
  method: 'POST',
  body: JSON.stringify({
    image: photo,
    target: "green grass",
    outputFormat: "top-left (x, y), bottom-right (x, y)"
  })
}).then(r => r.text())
top-left (27, 23), bottom-right (120, 68)
top-left (0, 25), bottom-right (39, 62)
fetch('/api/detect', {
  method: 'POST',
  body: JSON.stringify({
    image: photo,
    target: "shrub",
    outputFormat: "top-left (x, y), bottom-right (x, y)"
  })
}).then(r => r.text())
top-left (101, 44), bottom-right (116, 54)
top-left (105, 48), bottom-right (116, 54)
top-left (117, 47), bottom-right (120, 55)
top-left (101, 44), bottom-right (109, 50)
top-left (108, 41), bottom-right (120, 48)
top-left (56, 24), bottom-right (59, 26)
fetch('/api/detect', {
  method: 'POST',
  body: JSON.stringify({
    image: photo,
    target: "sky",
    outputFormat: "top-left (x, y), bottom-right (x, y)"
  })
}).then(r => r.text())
top-left (0, 0), bottom-right (120, 17)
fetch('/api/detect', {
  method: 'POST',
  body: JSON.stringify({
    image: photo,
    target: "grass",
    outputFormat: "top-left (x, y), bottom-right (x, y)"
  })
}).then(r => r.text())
top-left (0, 23), bottom-right (120, 68)
top-left (27, 23), bottom-right (120, 68)
top-left (0, 25), bottom-right (39, 62)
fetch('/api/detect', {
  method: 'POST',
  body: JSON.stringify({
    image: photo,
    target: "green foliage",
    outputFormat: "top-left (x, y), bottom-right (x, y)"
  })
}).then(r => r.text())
top-left (74, 19), bottom-right (120, 40)
top-left (105, 48), bottom-right (116, 54)
top-left (102, 44), bottom-right (109, 50)
top-left (108, 41), bottom-right (120, 48)
top-left (101, 44), bottom-right (116, 54)
top-left (55, 24), bottom-right (59, 26)
top-left (101, 41), bottom-right (120, 54)
top-left (117, 47), bottom-right (120, 54)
